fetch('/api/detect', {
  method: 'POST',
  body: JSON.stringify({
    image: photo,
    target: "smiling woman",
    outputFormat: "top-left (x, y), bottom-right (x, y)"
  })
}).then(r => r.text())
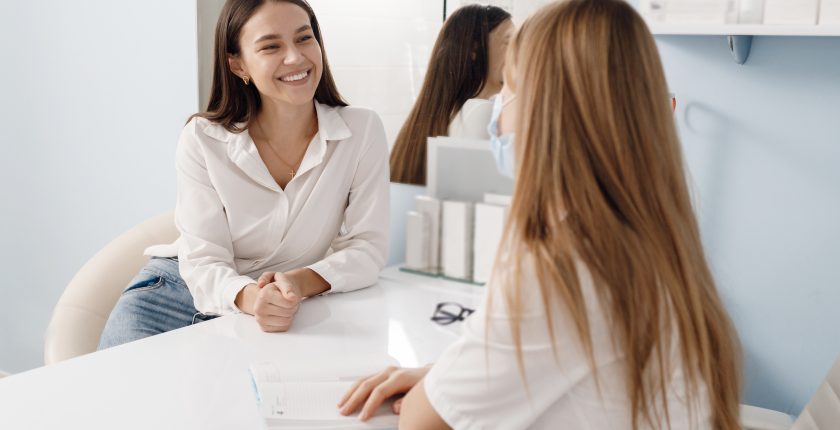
top-left (97, 0), bottom-right (390, 349)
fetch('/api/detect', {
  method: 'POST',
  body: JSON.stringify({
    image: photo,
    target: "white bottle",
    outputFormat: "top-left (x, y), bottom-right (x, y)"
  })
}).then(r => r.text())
top-left (663, 0), bottom-right (732, 24)
top-left (414, 196), bottom-right (442, 274)
top-left (405, 211), bottom-right (430, 272)
top-left (738, 0), bottom-right (765, 24)
top-left (640, 0), bottom-right (668, 22)
top-left (441, 201), bottom-right (474, 281)
top-left (763, 0), bottom-right (819, 24)
top-left (821, 0), bottom-right (840, 24)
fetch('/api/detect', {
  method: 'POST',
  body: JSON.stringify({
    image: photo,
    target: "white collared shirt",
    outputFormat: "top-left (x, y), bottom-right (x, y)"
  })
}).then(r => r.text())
top-left (145, 102), bottom-right (390, 315)
top-left (423, 256), bottom-right (711, 429)
top-left (447, 98), bottom-right (493, 139)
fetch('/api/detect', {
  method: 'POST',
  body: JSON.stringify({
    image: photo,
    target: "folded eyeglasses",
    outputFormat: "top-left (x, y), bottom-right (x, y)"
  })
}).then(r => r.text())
top-left (430, 302), bottom-right (475, 325)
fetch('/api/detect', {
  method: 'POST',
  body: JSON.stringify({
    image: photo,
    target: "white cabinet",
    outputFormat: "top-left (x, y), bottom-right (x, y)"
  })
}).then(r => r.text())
top-left (640, 0), bottom-right (840, 64)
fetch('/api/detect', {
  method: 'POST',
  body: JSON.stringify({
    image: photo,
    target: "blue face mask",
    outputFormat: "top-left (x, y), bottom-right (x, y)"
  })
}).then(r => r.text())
top-left (487, 93), bottom-right (516, 179)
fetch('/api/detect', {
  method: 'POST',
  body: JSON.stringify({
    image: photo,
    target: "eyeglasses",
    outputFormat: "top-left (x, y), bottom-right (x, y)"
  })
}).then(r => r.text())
top-left (431, 302), bottom-right (475, 325)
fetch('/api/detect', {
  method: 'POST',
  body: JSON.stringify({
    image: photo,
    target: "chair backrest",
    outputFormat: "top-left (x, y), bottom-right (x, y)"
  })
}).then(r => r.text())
top-left (791, 355), bottom-right (840, 430)
top-left (44, 212), bottom-right (177, 365)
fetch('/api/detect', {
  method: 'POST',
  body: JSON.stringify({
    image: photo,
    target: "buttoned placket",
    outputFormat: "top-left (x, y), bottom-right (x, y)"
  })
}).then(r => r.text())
top-left (228, 124), bottom-right (331, 263)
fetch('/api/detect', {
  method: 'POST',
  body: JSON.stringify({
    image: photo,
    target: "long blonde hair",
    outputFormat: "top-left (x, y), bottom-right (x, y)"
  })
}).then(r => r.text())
top-left (498, 1), bottom-right (741, 429)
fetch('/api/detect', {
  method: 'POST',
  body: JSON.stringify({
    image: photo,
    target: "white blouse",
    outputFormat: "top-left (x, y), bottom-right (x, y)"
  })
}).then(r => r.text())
top-left (145, 102), bottom-right (390, 315)
top-left (447, 98), bottom-right (493, 139)
top-left (423, 256), bottom-right (712, 429)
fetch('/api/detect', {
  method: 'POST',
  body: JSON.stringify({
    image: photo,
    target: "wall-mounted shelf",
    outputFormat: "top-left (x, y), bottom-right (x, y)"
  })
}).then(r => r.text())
top-left (648, 23), bottom-right (840, 36)
top-left (647, 23), bottom-right (840, 64)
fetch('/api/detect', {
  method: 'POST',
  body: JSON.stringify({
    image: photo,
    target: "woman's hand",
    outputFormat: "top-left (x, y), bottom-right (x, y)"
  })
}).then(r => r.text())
top-left (258, 268), bottom-right (330, 297)
top-left (252, 272), bottom-right (302, 332)
top-left (338, 366), bottom-right (432, 421)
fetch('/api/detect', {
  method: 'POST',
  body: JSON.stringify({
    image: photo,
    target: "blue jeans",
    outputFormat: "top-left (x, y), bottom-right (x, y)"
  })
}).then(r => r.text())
top-left (97, 257), bottom-right (218, 350)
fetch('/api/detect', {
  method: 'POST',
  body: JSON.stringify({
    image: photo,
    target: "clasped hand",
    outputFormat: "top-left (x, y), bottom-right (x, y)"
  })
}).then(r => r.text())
top-left (252, 271), bottom-right (302, 332)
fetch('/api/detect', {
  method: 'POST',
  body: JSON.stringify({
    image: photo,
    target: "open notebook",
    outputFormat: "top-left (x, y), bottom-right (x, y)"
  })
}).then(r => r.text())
top-left (250, 362), bottom-right (399, 430)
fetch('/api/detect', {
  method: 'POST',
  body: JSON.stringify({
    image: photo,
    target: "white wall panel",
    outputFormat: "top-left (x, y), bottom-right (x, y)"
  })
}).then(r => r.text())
top-left (0, 0), bottom-right (198, 373)
top-left (309, 0), bottom-right (443, 146)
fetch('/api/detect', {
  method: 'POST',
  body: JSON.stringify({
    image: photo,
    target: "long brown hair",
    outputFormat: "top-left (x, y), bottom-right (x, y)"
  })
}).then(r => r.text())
top-left (497, 1), bottom-right (741, 429)
top-left (389, 5), bottom-right (511, 185)
top-left (194, 0), bottom-right (346, 132)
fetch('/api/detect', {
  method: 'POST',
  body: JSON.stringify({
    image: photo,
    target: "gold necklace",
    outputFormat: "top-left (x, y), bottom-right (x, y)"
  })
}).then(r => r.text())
top-left (254, 119), bottom-right (302, 178)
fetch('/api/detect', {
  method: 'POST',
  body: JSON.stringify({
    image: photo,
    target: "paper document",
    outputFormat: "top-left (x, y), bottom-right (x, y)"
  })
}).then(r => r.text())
top-left (250, 364), bottom-right (399, 430)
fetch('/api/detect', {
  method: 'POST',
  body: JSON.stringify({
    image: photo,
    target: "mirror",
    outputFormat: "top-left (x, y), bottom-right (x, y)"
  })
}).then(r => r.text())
top-left (197, 1), bottom-right (535, 173)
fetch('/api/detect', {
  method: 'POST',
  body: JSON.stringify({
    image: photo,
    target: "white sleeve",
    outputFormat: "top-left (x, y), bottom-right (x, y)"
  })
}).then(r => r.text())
top-left (175, 121), bottom-right (255, 315)
top-left (422, 271), bottom-right (596, 429)
top-left (307, 112), bottom-right (390, 294)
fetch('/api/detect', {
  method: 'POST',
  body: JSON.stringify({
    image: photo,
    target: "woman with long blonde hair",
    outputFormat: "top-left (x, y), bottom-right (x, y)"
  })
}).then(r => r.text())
top-left (339, 1), bottom-right (742, 428)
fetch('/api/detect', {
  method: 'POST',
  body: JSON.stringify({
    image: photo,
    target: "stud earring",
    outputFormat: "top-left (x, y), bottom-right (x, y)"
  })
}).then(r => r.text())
top-left (243, 76), bottom-right (250, 85)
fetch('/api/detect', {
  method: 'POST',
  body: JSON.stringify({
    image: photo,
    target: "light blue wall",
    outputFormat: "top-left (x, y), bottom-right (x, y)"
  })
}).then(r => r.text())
top-left (0, 1), bottom-right (198, 373)
top-left (387, 183), bottom-right (427, 266)
top-left (387, 32), bottom-right (840, 414)
top-left (656, 35), bottom-right (840, 414)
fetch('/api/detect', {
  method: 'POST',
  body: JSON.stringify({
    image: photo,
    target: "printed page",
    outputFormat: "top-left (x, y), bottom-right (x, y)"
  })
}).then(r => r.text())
top-left (257, 380), bottom-right (398, 430)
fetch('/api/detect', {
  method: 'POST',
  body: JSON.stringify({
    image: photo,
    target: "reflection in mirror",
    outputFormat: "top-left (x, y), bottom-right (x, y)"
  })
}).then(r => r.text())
top-left (389, 5), bottom-right (514, 185)
top-left (199, 1), bottom-right (444, 148)
top-left (197, 2), bottom-right (516, 187)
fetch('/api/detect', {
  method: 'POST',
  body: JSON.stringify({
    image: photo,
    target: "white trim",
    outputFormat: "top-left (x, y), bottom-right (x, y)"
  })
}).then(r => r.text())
top-left (647, 22), bottom-right (840, 36)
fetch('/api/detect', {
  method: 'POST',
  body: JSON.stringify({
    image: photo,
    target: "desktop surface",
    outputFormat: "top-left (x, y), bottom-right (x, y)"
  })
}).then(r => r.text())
top-left (0, 267), bottom-right (484, 429)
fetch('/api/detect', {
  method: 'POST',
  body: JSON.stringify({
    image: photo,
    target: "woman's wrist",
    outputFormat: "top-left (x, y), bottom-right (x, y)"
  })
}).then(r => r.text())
top-left (234, 283), bottom-right (260, 315)
top-left (284, 268), bottom-right (330, 298)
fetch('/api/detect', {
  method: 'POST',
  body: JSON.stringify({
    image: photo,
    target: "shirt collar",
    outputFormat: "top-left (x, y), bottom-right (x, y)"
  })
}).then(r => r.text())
top-left (314, 101), bottom-right (352, 142)
top-left (205, 101), bottom-right (352, 192)
top-left (201, 101), bottom-right (352, 144)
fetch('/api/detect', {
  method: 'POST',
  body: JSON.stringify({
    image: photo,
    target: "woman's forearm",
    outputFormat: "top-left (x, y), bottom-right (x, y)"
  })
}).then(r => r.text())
top-left (234, 283), bottom-right (260, 314)
top-left (399, 378), bottom-right (450, 430)
top-left (285, 267), bottom-right (331, 297)
top-left (235, 268), bottom-right (328, 315)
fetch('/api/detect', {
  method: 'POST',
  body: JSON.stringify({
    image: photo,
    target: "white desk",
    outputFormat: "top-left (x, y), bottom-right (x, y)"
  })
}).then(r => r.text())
top-left (0, 267), bottom-right (484, 429)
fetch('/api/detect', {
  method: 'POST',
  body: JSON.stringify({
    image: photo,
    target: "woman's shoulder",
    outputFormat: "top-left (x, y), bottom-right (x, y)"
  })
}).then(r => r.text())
top-left (456, 98), bottom-right (493, 121)
top-left (318, 103), bottom-right (385, 146)
top-left (449, 98), bottom-right (493, 139)
top-left (331, 104), bottom-right (382, 128)
top-left (487, 252), bottom-right (599, 316)
top-left (176, 116), bottom-right (245, 161)
top-left (460, 98), bottom-right (494, 114)
top-left (179, 116), bottom-right (245, 151)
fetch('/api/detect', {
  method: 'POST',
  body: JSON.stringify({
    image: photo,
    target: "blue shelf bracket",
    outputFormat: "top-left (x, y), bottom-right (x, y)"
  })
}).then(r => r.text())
top-left (727, 35), bottom-right (753, 65)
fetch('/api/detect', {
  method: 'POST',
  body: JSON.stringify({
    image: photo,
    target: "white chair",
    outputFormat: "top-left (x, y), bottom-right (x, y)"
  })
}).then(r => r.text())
top-left (44, 212), bottom-right (177, 365)
top-left (741, 355), bottom-right (840, 430)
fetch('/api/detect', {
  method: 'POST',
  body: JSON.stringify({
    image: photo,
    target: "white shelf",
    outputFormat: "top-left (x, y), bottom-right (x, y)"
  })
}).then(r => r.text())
top-left (648, 23), bottom-right (840, 36)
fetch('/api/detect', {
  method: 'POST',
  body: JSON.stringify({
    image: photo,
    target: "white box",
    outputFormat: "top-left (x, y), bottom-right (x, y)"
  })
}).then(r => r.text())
top-left (415, 196), bottom-right (442, 274)
top-left (821, 0), bottom-right (840, 24)
top-left (663, 0), bottom-right (734, 24)
top-left (640, 0), bottom-right (668, 22)
top-left (404, 211), bottom-right (430, 271)
top-left (426, 137), bottom-right (514, 203)
top-left (441, 201), bottom-right (474, 281)
top-left (738, 0), bottom-right (765, 23)
top-left (763, 0), bottom-right (819, 24)
top-left (483, 192), bottom-right (513, 206)
top-left (472, 203), bottom-right (509, 284)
